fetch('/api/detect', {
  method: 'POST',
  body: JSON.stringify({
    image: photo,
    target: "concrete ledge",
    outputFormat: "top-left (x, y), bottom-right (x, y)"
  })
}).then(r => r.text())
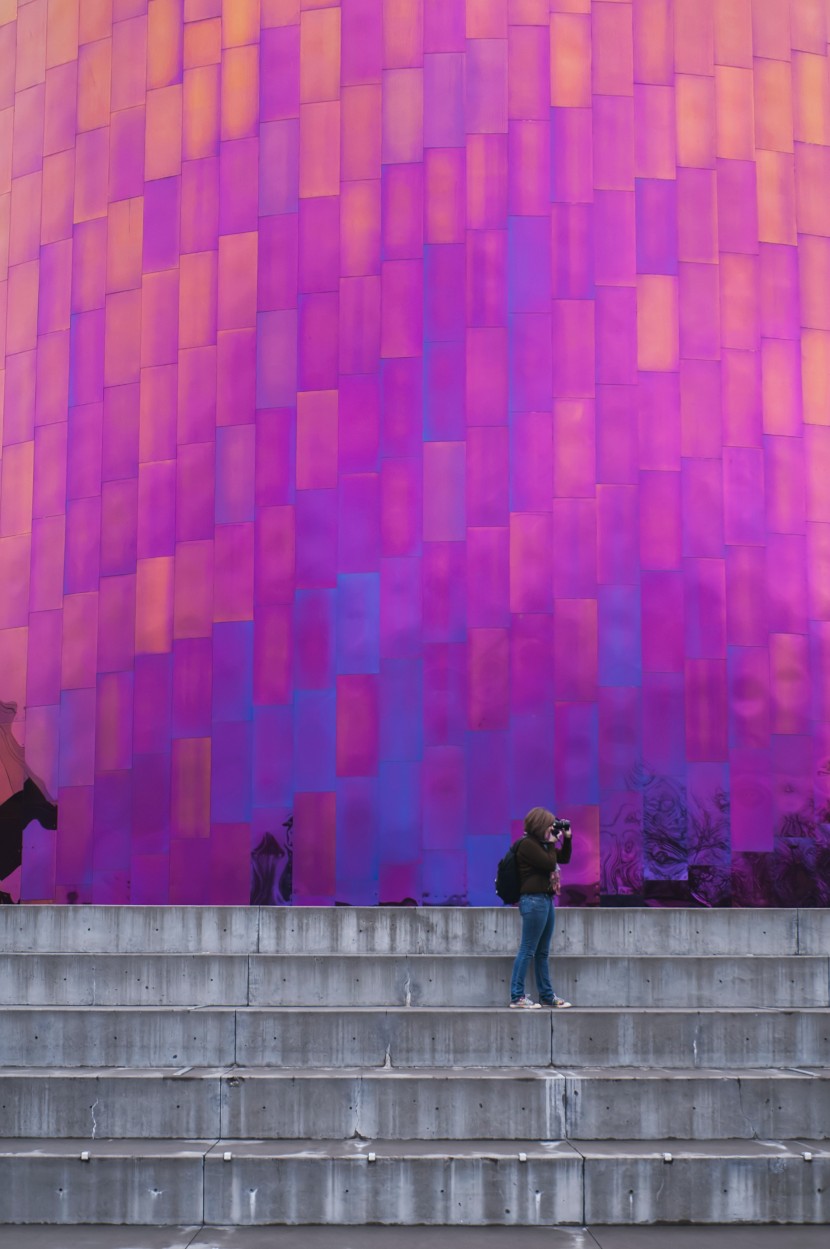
top-left (1, 953), bottom-right (825, 1009)
top-left (581, 1139), bottom-right (830, 1223)
top-left (235, 1007), bottom-right (554, 1068)
top-left (0, 906), bottom-right (818, 957)
top-left (4, 1067), bottom-right (830, 1143)
top-left (202, 1139), bottom-right (584, 1225)
top-left (0, 1139), bottom-right (210, 1224)
top-left (0, 1008), bottom-right (236, 1068)
top-left (4, 1007), bottom-right (829, 1070)
top-left (2, 1138), bottom-right (828, 1226)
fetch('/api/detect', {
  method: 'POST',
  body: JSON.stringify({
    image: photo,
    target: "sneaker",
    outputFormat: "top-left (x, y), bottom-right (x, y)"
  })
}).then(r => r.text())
top-left (540, 996), bottom-right (572, 1009)
top-left (509, 995), bottom-right (541, 1009)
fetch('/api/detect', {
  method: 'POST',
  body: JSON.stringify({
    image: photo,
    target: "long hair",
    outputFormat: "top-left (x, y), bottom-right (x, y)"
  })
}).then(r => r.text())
top-left (524, 806), bottom-right (554, 842)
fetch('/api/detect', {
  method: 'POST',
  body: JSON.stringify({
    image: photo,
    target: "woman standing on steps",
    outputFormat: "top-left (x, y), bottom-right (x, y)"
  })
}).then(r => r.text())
top-left (509, 806), bottom-right (573, 1009)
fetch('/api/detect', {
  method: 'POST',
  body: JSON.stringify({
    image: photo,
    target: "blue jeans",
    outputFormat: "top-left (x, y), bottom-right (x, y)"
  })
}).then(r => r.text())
top-left (510, 893), bottom-right (555, 1002)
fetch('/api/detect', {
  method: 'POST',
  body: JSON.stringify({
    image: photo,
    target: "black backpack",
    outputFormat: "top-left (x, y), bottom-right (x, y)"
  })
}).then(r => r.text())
top-left (495, 839), bottom-right (523, 904)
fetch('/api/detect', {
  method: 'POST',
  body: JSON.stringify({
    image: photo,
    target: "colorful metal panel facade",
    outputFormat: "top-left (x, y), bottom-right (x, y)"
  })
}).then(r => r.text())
top-left (1, 0), bottom-right (829, 907)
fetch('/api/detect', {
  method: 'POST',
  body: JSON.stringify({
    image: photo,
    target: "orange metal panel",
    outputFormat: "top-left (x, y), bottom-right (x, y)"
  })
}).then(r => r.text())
top-left (222, 0), bottom-right (259, 46)
top-left (106, 196), bottom-right (143, 293)
top-left (104, 288), bottom-right (142, 386)
top-left (637, 274), bottom-right (679, 372)
top-left (719, 253), bottom-right (759, 350)
top-left (183, 64), bottom-right (220, 159)
top-left (467, 0), bottom-right (507, 40)
top-left (796, 144), bottom-right (830, 237)
top-left (178, 250), bottom-right (218, 349)
top-left (592, 1), bottom-right (633, 96)
top-left (299, 99), bottom-right (340, 196)
top-left (549, 13), bottom-right (590, 108)
top-left (715, 67), bottom-right (755, 160)
top-left (148, 0), bottom-right (184, 88)
top-left (263, 0), bottom-right (299, 22)
top-left (340, 179), bottom-right (381, 276)
top-left (802, 328), bottom-right (830, 426)
top-left (184, 16), bottom-right (221, 66)
top-left (381, 67), bottom-right (423, 162)
top-left (300, 6), bottom-right (339, 101)
top-left (424, 147), bottom-right (464, 244)
top-left (799, 235), bottom-right (830, 330)
top-left (139, 363), bottom-right (178, 462)
top-left (76, 36), bottom-right (111, 133)
top-left (793, 52), bottom-right (830, 146)
top-left (46, 0), bottom-right (80, 68)
top-left (632, 0), bottom-right (673, 85)
top-left (15, 0), bottom-right (48, 93)
top-left (8, 170), bottom-right (41, 266)
top-left (674, 0), bottom-right (714, 76)
top-left (218, 230), bottom-right (258, 329)
top-left (79, 0), bottom-right (113, 45)
top-left (221, 44), bottom-right (259, 139)
top-left (713, 0), bottom-right (752, 68)
top-left (110, 15), bottom-right (147, 111)
top-left (675, 74), bottom-right (716, 168)
top-left (751, 0), bottom-right (791, 61)
top-left (790, 0), bottom-right (826, 52)
top-left (634, 84), bottom-right (675, 179)
top-left (757, 149), bottom-right (796, 244)
top-left (135, 556), bottom-right (174, 654)
top-left (6, 257), bottom-right (38, 353)
top-left (754, 57), bottom-right (793, 152)
top-left (44, 61), bottom-right (78, 156)
top-left (341, 85), bottom-right (381, 181)
top-left (145, 84), bottom-right (183, 179)
top-left (41, 148), bottom-right (74, 242)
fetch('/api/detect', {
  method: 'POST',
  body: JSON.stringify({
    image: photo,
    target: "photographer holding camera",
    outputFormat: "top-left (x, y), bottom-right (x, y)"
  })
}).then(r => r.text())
top-left (509, 807), bottom-right (573, 1009)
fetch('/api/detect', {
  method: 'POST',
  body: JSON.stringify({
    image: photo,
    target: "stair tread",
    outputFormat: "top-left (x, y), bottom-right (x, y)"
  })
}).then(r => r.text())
top-left (0, 1136), bottom-right (827, 1159)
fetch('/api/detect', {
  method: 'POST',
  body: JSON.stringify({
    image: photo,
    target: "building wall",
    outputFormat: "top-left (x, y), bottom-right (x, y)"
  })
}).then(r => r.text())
top-left (1, 0), bottom-right (829, 906)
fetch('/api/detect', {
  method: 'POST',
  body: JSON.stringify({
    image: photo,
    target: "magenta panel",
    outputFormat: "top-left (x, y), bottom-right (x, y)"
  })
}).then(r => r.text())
top-left (4, 1), bottom-right (829, 910)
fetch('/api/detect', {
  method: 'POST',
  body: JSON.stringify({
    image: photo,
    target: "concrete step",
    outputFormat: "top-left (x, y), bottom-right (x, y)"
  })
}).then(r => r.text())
top-left (1, 1227), bottom-right (830, 1249)
top-left (3, 1067), bottom-right (830, 1143)
top-left (1, 953), bottom-right (826, 1009)
top-left (2, 1006), bottom-right (829, 1070)
top-left (0, 1138), bottom-right (828, 1225)
top-left (2, 906), bottom-right (827, 958)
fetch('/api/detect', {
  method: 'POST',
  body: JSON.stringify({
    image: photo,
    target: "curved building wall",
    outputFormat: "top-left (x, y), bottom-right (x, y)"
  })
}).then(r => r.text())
top-left (1, 0), bottom-right (829, 906)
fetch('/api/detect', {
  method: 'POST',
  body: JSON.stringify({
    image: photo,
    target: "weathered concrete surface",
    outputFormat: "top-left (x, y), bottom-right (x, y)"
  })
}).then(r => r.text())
top-left (0, 907), bottom-right (260, 955)
top-left (235, 1006), bottom-right (554, 1068)
top-left (2, 1224), bottom-right (830, 1248)
top-left (4, 952), bottom-right (824, 1009)
top-left (581, 1139), bottom-right (830, 1224)
top-left (0, 1008), bottom-right (236, 1068)
top-left (0, 955), bottom-right (250, 1007)
top-left (202, 1139), bottom-right (584, 1225)
top-left (235, 1006), bottom-right (830, 1070)
top-left (0, 1140), bottom-right (210, 1225)
top-left (0, 1069), bottom-right (226, 1139)
top-left (0, 905), bottom-right (820, 957)
top-left (561, 1068), bottom-right (830, 1141)
top-left (219, 1068), bottom-right (566, 1141)
top-left (6, 1067), bottom-right (830, 1142)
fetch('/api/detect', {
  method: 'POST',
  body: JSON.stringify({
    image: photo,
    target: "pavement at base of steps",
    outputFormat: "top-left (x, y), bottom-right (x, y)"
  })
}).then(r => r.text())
top-left (0, 1227), bottom-right (828, 1249)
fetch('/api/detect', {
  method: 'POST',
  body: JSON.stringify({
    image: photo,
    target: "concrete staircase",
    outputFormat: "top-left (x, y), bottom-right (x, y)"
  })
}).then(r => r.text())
top-left (0, 905), bottom-right (828, 1227)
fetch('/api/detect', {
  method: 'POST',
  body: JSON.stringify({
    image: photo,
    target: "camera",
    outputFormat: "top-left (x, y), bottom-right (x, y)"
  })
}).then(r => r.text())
top-left (552, 818), bottom-right (571, 834)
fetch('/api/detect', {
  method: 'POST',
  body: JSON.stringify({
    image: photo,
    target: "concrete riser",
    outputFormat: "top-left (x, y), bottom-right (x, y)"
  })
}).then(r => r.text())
top-left (3, 1071), bottom-right (830, 1142)
top-left (0, 1152), bottom-right (828, 1225)
top-left (1, 906), bottom-right (828, 957)
top-left (3, 1008), bottom-right (830, 1069)
top-left (1, 954), bottom-right (826, 1009)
